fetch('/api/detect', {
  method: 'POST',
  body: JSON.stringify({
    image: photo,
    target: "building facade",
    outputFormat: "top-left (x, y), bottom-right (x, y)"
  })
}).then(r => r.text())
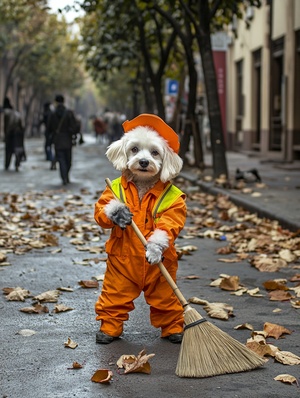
top-left (226, 0), bottom-right (300, 161)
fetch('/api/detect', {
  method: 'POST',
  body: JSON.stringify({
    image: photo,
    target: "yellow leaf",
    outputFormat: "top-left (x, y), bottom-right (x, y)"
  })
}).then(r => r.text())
top-left (91, 369), bottom-right (113, 383)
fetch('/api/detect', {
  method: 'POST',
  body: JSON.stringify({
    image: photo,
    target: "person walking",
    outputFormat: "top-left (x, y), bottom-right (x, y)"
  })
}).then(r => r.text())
top-left (46, 94), bottom-right (78, 185)
top-left (2, 97), bottom-right (26, 171)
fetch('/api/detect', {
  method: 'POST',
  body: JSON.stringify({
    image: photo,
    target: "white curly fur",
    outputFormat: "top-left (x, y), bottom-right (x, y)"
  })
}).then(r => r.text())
top-left (106, 126), bottom-right (183, 189)
top-left (104, 199), bottom-right (126, 219)
top-left (147, 228), bottom-right (169, 249)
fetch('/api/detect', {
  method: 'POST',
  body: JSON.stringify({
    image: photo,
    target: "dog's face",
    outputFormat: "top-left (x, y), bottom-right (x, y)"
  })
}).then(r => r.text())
top-left (106, 126), bottom-right (182, 182)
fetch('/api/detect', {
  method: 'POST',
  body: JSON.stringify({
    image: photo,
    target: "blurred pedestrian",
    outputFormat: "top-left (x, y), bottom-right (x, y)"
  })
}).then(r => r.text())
top-left (41, 102), bottom-right (55, 167)
top-left (93, 115), bottom-right (107, 144)
top-left (2, 97), bottom-right (26, 171)
top-left (46, 94), bottom-right (78, 185)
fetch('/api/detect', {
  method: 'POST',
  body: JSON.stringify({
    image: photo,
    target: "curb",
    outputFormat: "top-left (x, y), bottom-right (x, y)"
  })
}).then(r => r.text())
top-left (180, 172), bottom-right (300, 232)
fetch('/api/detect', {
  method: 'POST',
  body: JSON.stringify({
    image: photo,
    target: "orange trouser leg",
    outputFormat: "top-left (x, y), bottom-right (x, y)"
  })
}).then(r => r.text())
top-left (95, 256), bottom-right (141, 337)
top-left (144, 259), bottom-right (184, 337)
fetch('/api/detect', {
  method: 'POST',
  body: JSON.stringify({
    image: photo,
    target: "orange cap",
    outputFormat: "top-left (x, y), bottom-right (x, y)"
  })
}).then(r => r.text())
top-left (122, 113), bottom-right (180, 153)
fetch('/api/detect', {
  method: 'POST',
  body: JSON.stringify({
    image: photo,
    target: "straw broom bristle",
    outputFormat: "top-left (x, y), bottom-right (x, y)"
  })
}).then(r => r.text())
top-left (176, 306), bottom-right (265, 378)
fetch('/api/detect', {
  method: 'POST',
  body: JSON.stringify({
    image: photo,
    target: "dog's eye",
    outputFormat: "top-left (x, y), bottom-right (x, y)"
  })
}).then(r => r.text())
top-left (131, 146), bottom-right (139, 154)
top-left (151, 150), bottom-right (159, 157)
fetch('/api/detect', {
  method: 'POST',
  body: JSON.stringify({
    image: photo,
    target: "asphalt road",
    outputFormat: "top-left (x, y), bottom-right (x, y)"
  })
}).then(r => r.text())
top-left (0, 136), bottom-right (299, 398)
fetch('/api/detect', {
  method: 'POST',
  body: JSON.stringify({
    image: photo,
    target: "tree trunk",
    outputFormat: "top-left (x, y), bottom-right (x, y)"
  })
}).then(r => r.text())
top-left (197, 0), bottom-right (228, 179)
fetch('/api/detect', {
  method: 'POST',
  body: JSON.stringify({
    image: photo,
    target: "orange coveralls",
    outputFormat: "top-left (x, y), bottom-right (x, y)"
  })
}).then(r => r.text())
top-left (94, 176), bottom-right (187, 337)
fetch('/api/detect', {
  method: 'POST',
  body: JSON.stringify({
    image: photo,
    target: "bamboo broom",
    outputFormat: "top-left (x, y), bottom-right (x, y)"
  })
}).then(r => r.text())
top-left (105, 178), bottom-right (265, 378)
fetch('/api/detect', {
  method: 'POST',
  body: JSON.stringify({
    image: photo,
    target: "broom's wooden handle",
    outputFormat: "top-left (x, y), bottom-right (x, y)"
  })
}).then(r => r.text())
top-left (105, 178), bottom-right (189, 308)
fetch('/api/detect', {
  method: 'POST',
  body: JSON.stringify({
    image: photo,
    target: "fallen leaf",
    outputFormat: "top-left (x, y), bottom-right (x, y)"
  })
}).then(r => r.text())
top-left (263, 280), bottom-right (289, 291)
top-left (251, 255), bottom-right (287, 272)
top-left (3, 287), bottom-right (31, 301)
top-left (68, 361), bottom-right (83, 370)
top-left (290, 300), bottom-right (300, 309)
top-left (117, 349), bottom-right (155, 374)
top-left (268, 290), bottom-right (294, 301)
top-left (289, 286), bottom-right (300, 297)
top-left (57, 287), bottom-right (74, 292)
top-left (188, 297), bottom-right (209, 306)
top-left (279, 249), bottom-right (296, 263)
top-left (275, 351), bottom-right (300, 365)
top-left (182, 275), bottom-right (200, 280)
top-left (290, 274), bottom-right (300, 282)
top-left (53, 304), bottom-right (73, 313)
top-left (0, 252), bottom-right (7, 262)
top-left (274, 374), bottom-right (299, 386)
top-left (91, 369), bottom-right (113, 383)
top-left (247, 288), bottom-right (264, 297)
top-left (20, 303), bottom-right (49, 314)
top-left (33, 290), bottom-right (60, 302)
top-left (219, 275), bottom-right (240, 291)
top-left (234, 323), bottom-right (254, 331)
top-left (203, 302), bottom-right (234, 320)
top-left (263, 322), bottom-right (292, 339)
top-left (78, 280), bottom-right (99, 288)
top-left (246, 340), bottom-right (274, 357)
top-left (64, 337), bottom-right (78, 349)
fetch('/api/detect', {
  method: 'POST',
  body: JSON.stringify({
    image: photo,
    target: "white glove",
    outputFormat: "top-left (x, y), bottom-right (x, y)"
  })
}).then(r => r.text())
top-left (146, 242), bottom-right (164, 265)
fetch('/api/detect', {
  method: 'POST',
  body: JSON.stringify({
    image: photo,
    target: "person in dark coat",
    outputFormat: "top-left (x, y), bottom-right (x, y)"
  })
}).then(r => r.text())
top-left (2, 97), bottom-right (26, 171)
top-left (46, 94), bottom-right (78, 185)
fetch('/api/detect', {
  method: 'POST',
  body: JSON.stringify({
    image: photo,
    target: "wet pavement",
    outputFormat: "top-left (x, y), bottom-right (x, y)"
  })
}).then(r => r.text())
top-left (0, 135), bottom-right (299, 398)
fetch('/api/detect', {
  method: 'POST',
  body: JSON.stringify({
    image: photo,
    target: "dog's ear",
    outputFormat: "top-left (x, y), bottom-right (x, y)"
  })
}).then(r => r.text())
top-left (106, 137), bottom-right (127, 170)
top-left (160, 146), bottom-right (183, 182)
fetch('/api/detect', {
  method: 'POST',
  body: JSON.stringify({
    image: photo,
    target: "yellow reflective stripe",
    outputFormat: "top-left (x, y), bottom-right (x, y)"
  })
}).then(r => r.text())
top-left (152, 184), bottom-right (184, 221)
top-left (111, 177), bottom-right (126, 204)
top-left (111, 179), bottom-right (183, 220)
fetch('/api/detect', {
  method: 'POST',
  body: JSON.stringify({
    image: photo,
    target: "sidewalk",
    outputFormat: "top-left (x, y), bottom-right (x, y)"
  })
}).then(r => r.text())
top-left (180, 151), bottom-right (300, 232)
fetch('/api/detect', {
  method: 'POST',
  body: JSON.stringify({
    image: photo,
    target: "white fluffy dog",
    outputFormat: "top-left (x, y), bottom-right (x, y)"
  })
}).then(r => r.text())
top-left (94, 114), bottom-right (187, 344)
top-left (104, 124), bottom-right (183, 264)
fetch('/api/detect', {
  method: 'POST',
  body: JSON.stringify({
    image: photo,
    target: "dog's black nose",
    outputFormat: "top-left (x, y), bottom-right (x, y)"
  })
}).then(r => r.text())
top-left (139, 159), bottom-right (149, 168)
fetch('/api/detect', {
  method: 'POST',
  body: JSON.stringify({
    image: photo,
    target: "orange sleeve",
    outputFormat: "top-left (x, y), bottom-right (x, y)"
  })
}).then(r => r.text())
top-left (94, 187), bottom-right (116, 229)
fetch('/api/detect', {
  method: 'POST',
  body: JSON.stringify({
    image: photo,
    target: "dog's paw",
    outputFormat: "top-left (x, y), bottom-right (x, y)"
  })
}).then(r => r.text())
top-left (105, 200), bottom-right (133, 229)
top-left (146, 242), bottom-right (164, 265)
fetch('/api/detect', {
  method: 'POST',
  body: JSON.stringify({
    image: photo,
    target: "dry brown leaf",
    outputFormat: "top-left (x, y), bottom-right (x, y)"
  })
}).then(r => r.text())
top-left (290, 300), bottom-right (300, 309)
top-left (0, 252), bottom-right (7, 262)
top-left (188, 297), bottom-right (209, 306)
top-left (182, 275), bottom-right (200, 280)
top-left (274, 374), bottom-right (299, 386)
top-left (263, 280), bottom-right (289, 291)
top-left (67, 361), bottom-right (83, 370)
top-left (251, 255), bottom-right (287, 272)
top-left (64, 337), bottom-right (78, 349)
top-left (275, 351), bottom-right (300, 365)
top-left (234, 323), bottom-right (254, 331)
top-left (268, 290), bottom-right (294, 301)
top-left (53, 304), bottom-right (73, 313)
top-left (279, 249), bottom-right (296, 263)
top-left (203, 302), bottom-right (234, 320)
top-left (219, 275), bottom-right (240, 291)
top-left (218, 257), bottom-right (240, 263)
top-left (57, 287), bottom-right (74, 292)
top-left (20, 303), bottom-right (49, 314)
top-left (34, 290), bottom-right (60, 302)
top-left (231, 287), bottom-right (248, 296)
top-left (78, 280), bottom-right (99, 288)
top-left (3, 287), bottom-right (31, 301)
top-left (117, 349), bottom-right (155, 374)
top-left (247, 288), bottom-right (264, 297)
top-left (246, 340), bottom-right (274, 357)
top-left (91, 369), bottom-right (113, 383)
top-left (263, 322), bottom-right (292, 339)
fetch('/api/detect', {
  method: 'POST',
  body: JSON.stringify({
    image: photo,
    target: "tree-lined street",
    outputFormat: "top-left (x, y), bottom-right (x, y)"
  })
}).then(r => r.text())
top-left (1, 136), bottom-right (300, 397)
